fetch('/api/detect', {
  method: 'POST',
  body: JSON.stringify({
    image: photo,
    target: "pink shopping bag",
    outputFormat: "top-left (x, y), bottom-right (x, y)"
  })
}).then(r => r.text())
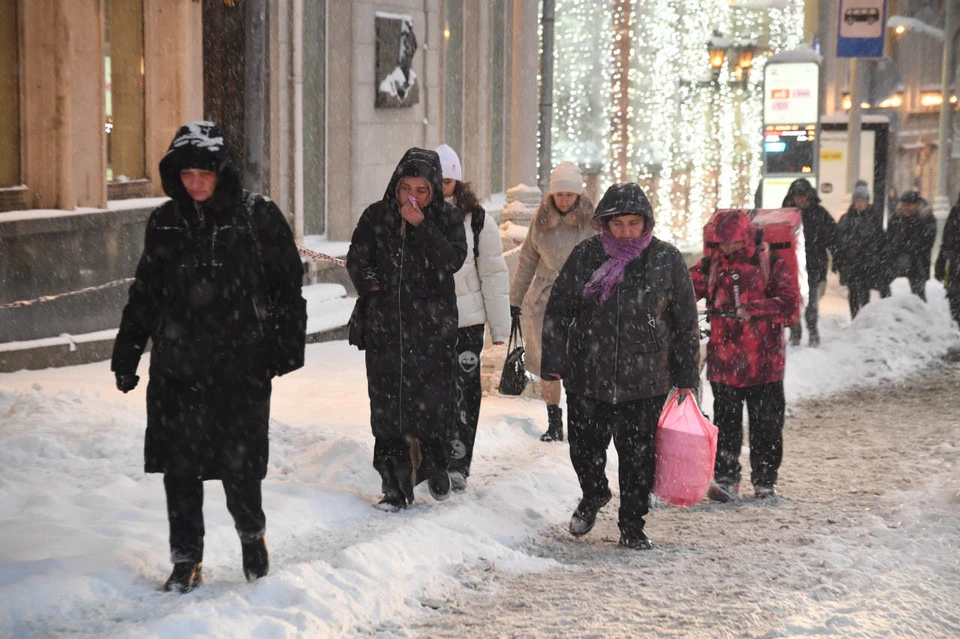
top-left (651, 389), bottom-right (718, 508)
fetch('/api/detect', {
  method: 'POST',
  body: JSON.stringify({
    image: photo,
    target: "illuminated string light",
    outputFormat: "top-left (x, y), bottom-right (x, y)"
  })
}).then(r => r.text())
top-left (550, 0), bottom-right (806, 246)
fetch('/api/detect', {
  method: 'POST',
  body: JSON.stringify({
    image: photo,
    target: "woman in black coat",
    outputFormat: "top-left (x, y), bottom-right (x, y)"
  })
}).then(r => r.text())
top-left (347, 148), bottom-right (467, 511)
top-left (112, 122), bottom-right (306, 592)
top-left (833, 182), bottom-right (891, 318)
top-left (541, 183), bottom-right (700, 550)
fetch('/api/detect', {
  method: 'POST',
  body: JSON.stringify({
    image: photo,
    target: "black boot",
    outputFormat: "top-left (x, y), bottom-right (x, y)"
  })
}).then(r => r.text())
top-left (541, 405), bottom-right (564, 442)
top-left (163, 562), bottom-right (203, 593)
top-left (241, 535), bottom-right (269, 582)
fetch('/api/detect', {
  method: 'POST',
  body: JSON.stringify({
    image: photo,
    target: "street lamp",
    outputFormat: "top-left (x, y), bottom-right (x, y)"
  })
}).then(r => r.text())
top-left (733, 40), bottom-right (757, 85)
top-left (708, 31), bottom-right (732, 81)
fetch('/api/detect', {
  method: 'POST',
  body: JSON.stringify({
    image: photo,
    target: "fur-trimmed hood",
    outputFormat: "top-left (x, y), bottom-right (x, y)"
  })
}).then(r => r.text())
top-left (533, 194), bottom-right (595, 231)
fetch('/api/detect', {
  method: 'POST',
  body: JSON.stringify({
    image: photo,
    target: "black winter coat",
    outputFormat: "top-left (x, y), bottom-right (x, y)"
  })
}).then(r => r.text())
top-left (541, 236), bottom-right (700, 404)
top-left (887, 207), bottom-right (937, 282)
top-left (800, 204), bottom-right (837, 285)
top-left (782, 186), bottom-right (837, 285)
top-left (347, 148), bottom-right (467, 440)
top-left (112, 122), bottom-right (305, 480)
top-left (834, 204), bottom-right (891, 288)
top-left (935, 202), bottom-right (960, 296)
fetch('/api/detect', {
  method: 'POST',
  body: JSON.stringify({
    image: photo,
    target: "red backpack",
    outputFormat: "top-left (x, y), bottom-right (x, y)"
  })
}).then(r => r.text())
top-left (703, 208), bottom-right (804, 325)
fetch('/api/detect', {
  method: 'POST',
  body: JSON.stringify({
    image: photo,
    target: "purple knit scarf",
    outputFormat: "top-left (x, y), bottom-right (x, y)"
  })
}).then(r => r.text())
top-left (583, 231), bottom-right (653, 302)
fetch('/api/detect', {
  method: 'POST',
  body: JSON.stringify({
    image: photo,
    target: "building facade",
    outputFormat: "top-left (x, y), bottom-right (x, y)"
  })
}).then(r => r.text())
top-left (0, 0), bottom-right (541, 353)
top-left (818, 0), bottom-right (958, 207)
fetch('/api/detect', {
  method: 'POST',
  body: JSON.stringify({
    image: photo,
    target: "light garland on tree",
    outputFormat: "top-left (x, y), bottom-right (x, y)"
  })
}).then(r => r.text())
top-left (551, 0), bottom-right (806, 246)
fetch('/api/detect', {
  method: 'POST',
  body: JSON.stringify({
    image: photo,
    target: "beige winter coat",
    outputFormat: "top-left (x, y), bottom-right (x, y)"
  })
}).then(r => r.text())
top-left (509, 195), bottom-right (596, 376)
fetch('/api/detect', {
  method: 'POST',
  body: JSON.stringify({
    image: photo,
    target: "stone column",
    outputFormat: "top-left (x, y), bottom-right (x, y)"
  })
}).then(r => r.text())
top-left (21, 0), bottom-right (105, 210)
top-left (463, 0), bottom-right (492, 200)
top-left (144, 0), bottom-right (204, 197)
top-left (507, 0), bottom-right (539, 189)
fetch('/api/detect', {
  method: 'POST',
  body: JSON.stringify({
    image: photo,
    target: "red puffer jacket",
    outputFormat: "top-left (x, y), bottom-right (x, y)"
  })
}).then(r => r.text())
top-left (690, 214), bottom-right (801, 388)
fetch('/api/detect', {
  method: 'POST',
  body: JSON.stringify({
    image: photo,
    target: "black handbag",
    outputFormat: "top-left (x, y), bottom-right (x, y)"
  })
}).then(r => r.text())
top-left (348, 295), bottom-right (368, 351)
top-left (498, 316), bottom-right (528, 396)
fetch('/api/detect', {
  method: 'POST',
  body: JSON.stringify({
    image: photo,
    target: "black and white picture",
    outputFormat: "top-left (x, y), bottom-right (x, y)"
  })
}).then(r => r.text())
top-left (375, 12), bottom-right (419, 108)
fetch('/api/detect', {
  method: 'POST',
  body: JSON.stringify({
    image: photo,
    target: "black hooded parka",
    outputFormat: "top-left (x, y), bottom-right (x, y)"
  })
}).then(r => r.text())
top-left (541, 184), bottom-right (701, 403)
top-left (834, 203), bottom-right (891, 288)
top-left (346, 148), bottom-right (467, 440)
top-left (782, 179), bottom-right (837, 286)
top-left (111, 122), bottom-right (305, 480)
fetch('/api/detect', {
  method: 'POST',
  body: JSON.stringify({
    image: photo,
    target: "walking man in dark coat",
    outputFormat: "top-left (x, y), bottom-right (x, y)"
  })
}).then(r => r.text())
top-left (833, 180), bottom-right (892, 318)
top-left (888, 189), bottom-right (937, 301)
top-left (347, 148), bottom-right (467, 511)
top-left (112, 122), bottom-right (306, 593)
top-left (782, 178), bottom-right (836, 347)
top-left (935, 192), bottom-right (960, 325)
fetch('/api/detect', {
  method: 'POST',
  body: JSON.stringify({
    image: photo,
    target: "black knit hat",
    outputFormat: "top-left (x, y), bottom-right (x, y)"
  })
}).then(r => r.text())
top-left (900, 189), bottom-right (922, 204)
top-left (593, 183), bottom-right (654, 229)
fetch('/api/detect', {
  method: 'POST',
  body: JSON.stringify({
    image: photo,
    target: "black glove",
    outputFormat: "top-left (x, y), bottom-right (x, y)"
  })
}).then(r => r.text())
top-left (510, 305), bottom-right (522, 320)
top-left (116, 373), bottom-right (140, 393)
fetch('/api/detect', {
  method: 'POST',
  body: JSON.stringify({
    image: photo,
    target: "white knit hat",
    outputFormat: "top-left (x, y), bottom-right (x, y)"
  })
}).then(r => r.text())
top-left (549, 161), bottom-right (583, 195)
top-left (435, 144), bottom-right (463, 182)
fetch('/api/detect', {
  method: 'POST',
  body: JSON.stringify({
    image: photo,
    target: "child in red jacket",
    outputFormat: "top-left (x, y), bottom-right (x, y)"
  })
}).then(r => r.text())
top-left (690, 210), bottom-right (801, 501)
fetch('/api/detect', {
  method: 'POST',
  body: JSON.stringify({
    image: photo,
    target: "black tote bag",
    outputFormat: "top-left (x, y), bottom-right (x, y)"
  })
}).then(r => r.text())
top-left (498, 315), bottom-right (528, 396)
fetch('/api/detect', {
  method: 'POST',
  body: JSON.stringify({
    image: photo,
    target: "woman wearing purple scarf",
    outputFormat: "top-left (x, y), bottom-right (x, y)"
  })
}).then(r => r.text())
top-left (541, 183), bottom-right (700, 550)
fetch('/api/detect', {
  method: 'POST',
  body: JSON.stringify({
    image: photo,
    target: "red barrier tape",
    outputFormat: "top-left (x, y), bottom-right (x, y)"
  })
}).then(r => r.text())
top-left (0, 278), bottom-right (136, 310)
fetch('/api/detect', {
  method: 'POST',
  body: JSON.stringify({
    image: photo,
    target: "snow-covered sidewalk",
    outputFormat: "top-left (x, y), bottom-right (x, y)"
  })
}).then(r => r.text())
top-left (1, 278), bottom-right (958, 637)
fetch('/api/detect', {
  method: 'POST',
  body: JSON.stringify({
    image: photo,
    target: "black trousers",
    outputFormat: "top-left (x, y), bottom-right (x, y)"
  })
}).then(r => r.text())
top-left (949, 294), bottom-right (960, 327)
top-left (373, 436), bottom-right (448, 493)
top-left (450, 324), bottom-right (485, 476)
top-left (164, 474), bottom-right (265, 564)
top-left (567, 392), bottom-right (666, 535)
top-left (908, 275), bottom-right (927, 301)
top-left (710, 381), bottom-right (785, 489)
top-left (791, 280), bottom-right (824, 341)
top-left (848, 282), bottom-right (892, 318)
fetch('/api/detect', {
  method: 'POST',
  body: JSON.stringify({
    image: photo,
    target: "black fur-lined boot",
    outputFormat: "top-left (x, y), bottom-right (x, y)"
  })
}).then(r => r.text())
top-left (541, 405), bottom-right (564, 442)
top-left (163, 562), bottom-right (203, 593)
top-left (241, 535), bottom-right (269, 582)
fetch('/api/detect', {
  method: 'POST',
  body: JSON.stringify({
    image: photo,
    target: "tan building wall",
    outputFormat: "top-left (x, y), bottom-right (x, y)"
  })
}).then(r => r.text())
top-left (10, 0), bottom-right (202, 213)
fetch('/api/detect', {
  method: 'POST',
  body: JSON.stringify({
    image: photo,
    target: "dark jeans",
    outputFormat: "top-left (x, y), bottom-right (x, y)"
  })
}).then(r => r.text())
top-left (710, 381), bottom-right (785, 488)
top-left (949, 294), bottom-right (960, 327)
top-left (567, 391), bottom-right (666, 535)
top-left (373, 436), bottom-right (448, 493)
top-left (791, 280), bottom-right (824, 341)
top-left (164, 474), bottom-right (265, 564)
top-left (908, 276), bottom-right (927, 301)
top-left (450, 325), bottom-right (485, 476)
top-left (848, 282), bottom-right (892, 318)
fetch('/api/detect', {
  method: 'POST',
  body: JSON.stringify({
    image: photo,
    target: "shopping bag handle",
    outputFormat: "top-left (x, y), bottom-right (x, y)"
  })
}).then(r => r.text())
top-left (506, 315), bottom-right (524, 352)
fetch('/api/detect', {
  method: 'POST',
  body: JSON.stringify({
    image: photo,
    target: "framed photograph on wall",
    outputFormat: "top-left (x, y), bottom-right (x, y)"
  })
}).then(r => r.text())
top-left (375, 12), bottom-right (419, 108)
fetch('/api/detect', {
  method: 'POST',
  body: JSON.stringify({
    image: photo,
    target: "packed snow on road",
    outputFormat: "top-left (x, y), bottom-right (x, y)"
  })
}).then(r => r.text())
top-left (1, 278), bottom-right (958, 637)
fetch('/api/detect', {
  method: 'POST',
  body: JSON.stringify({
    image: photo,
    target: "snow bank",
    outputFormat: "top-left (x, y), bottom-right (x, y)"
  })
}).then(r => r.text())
top-left (0, 278), bottom-right (957, 636)
top-left (784, 278), bottom-right (959, 401)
